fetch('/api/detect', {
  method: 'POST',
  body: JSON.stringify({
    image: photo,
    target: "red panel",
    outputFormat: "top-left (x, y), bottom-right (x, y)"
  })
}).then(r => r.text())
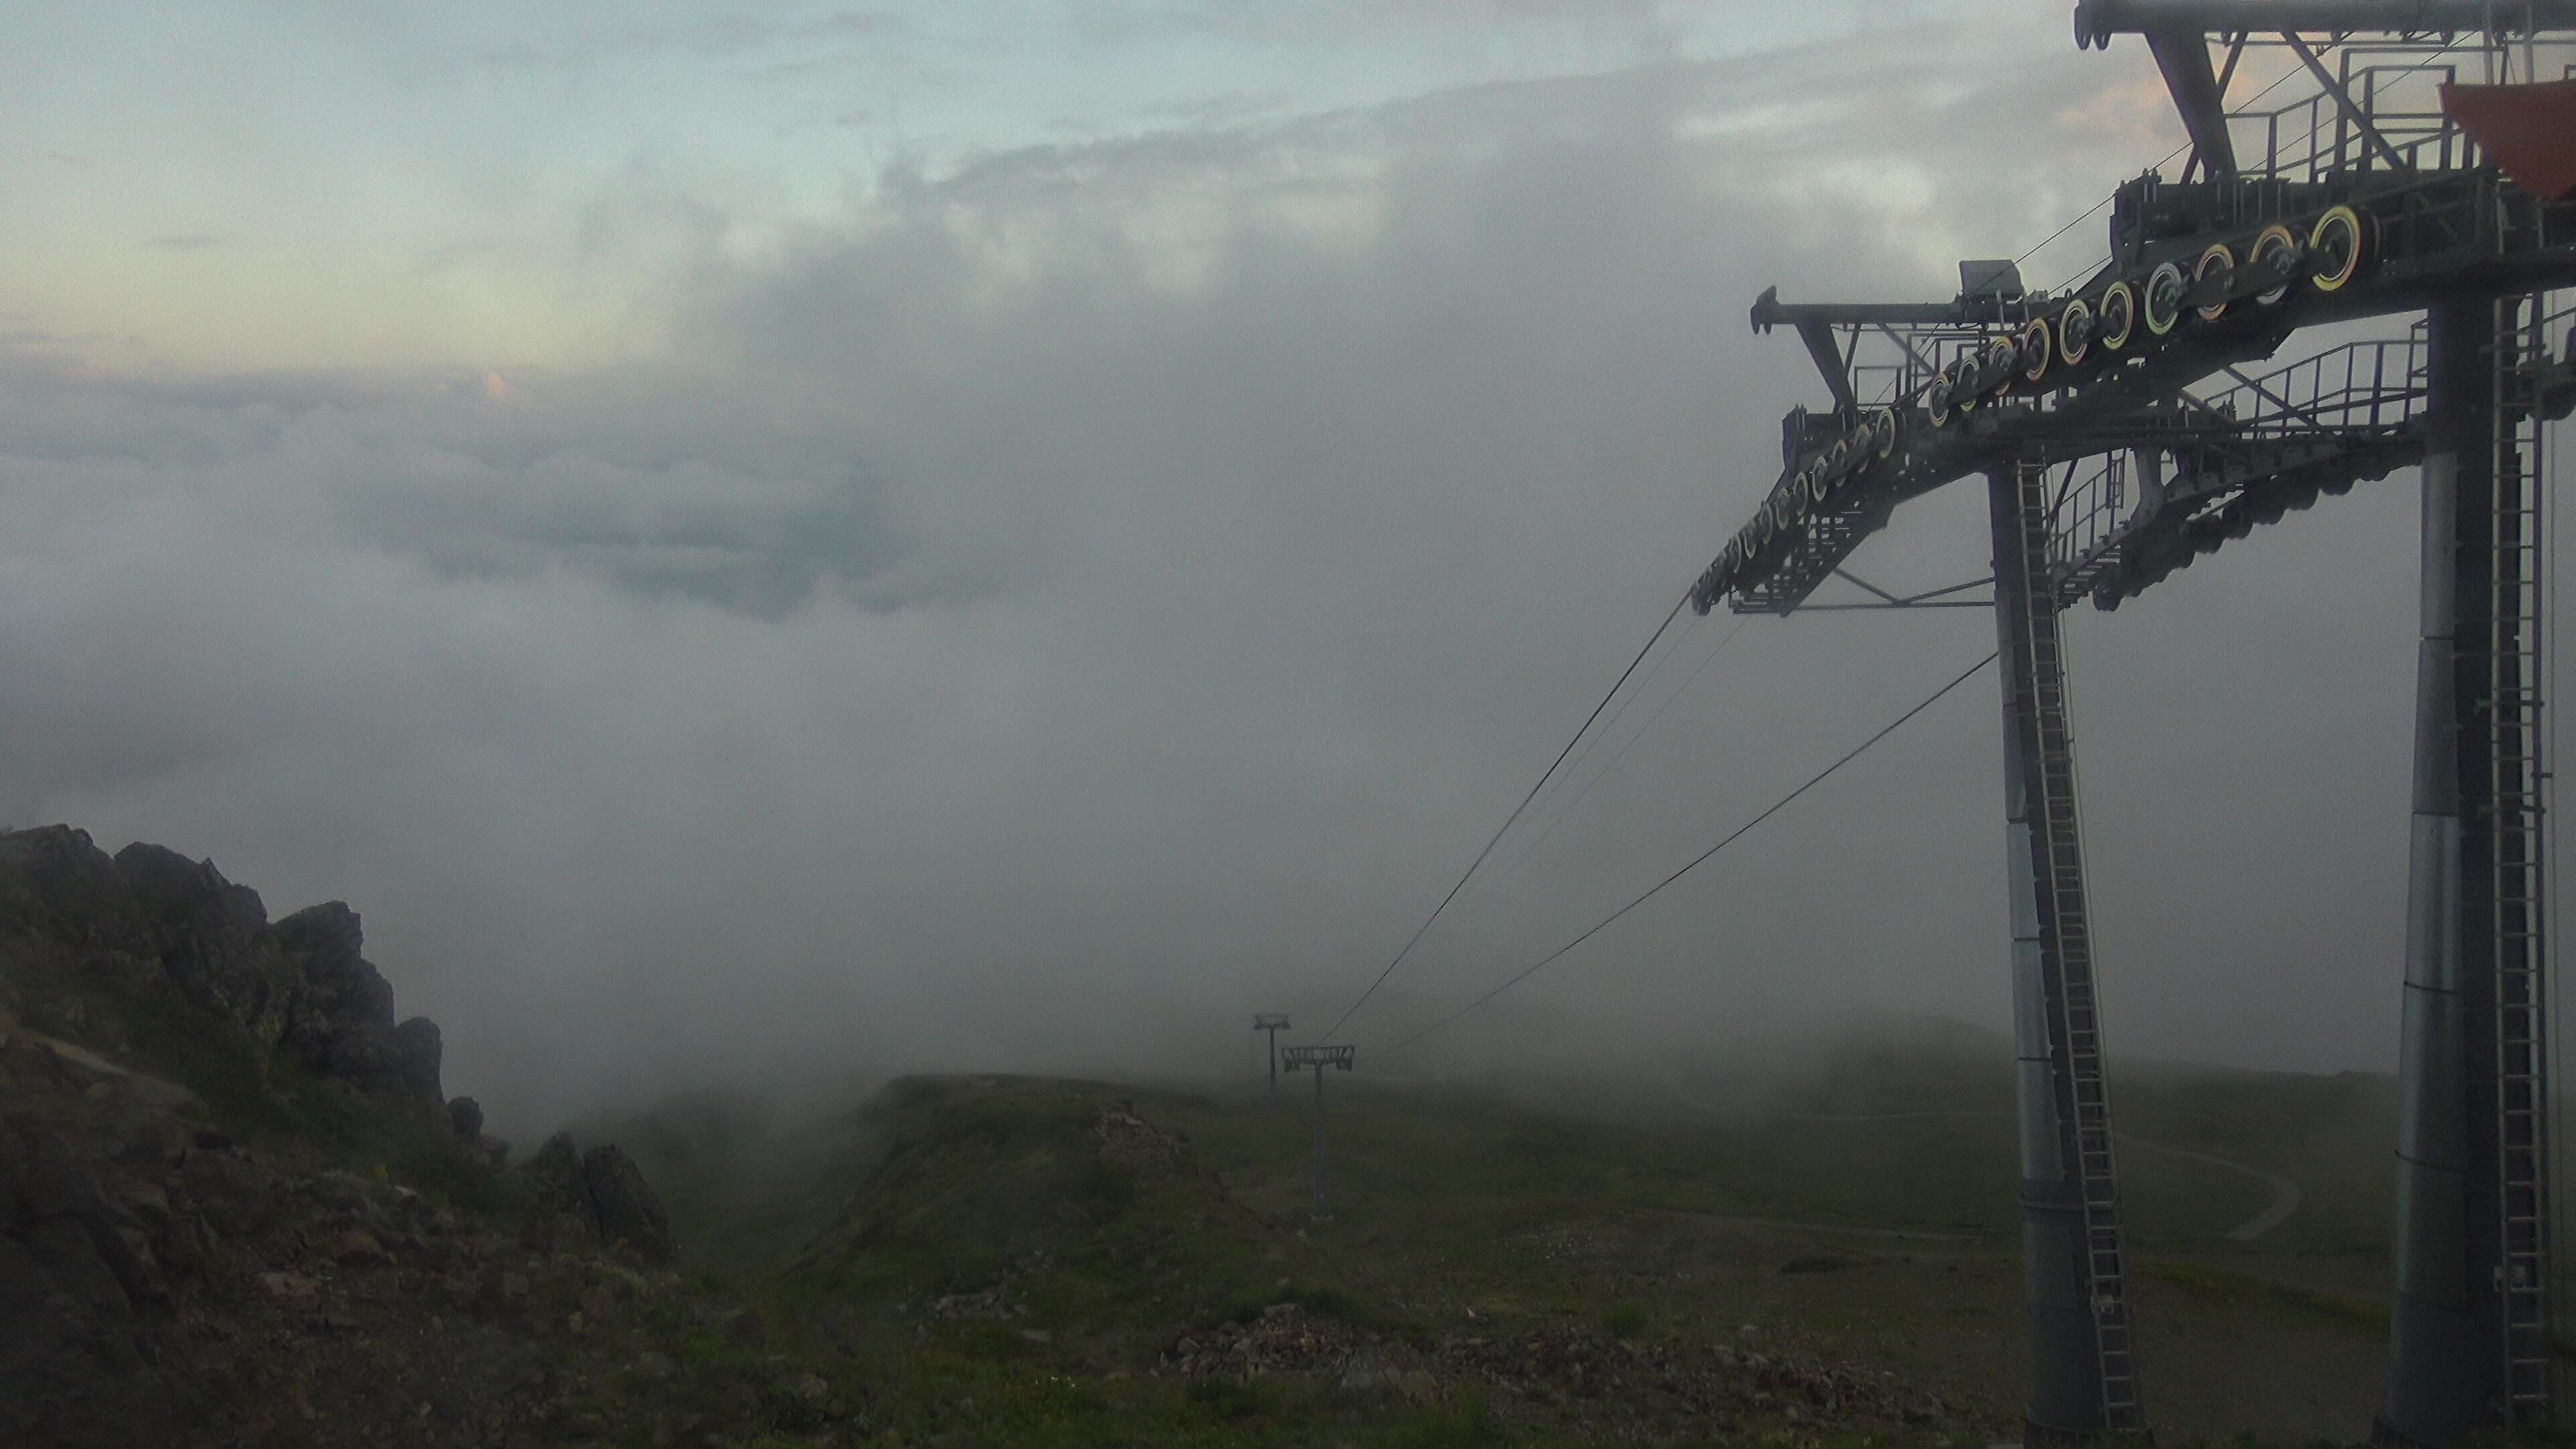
top-left (2441, 79), bottom-right (2576, 200)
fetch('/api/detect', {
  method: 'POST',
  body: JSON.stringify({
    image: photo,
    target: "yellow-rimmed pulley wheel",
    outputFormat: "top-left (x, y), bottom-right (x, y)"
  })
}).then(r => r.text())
top-left (2095, 282), bottom-right (2135, 352)
top-left (2249, 223), bottom-right (2300, 306)
top-left (2057, 298), bottom-right (2094, 368)
top-left (2019, 317), bottom-right (2053, 385)
top-left (2143, 262), bottom-right (2186, 335)
top-left (2193, 241), bottom-right (2235, 323)
top-left (1982, 337), bottom-right (2019, 398)
top-left (2310, 205), bottom-right (2369, 292)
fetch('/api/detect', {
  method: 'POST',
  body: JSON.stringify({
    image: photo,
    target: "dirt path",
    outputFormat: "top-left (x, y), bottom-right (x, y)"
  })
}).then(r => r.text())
top-left (1656, 1071), bottom-right (2304, 1242)
top-left (2112, 1132), bottom-right (2306, 1242)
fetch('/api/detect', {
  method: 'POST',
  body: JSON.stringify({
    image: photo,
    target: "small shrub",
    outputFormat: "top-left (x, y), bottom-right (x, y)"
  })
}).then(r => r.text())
top-left (1603, 1302), bottom-right (1646, 1340)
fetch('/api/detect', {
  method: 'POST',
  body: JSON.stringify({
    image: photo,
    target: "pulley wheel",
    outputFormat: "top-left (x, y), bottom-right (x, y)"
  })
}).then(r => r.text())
top-left (2249, 224), bottom-right (2299, 306)
top-left (2057, 298), bottom-right (2094, 368)
top-left (2019, 317), bottom-right (2053, 384)
top-left (1984, 337), bottom-right (2019, 397)
top-left (2143, 262), bottom-right (2185, 335)
top-left (2193, 241), bottom-right (2235, 323)
top-left (2309, 205), bottom-right (2369, 292)
top-left (2094, 282), bottom-right (2135, 353)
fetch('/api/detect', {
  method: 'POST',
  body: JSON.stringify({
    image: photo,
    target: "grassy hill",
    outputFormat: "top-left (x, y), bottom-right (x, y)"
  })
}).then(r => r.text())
top-left (582, 1032), bottom-right (2416, 1445)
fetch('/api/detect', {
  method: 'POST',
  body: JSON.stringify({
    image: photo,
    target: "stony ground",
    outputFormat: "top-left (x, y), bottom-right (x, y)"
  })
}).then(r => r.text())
top-left (1160, 1301), bottom-right (1949, 1435)
top-left (0, 824), bottom-right (2420, 1447)
top-left (1, 1008), bottom-right (877, 1449)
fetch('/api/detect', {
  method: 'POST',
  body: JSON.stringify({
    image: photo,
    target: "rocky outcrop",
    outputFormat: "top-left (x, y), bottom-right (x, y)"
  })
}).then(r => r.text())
top-left (582, 1146), bottom-right (676, 1265)
top-left (112, 843), bottom-right (289, 1044)
top-left (0, 1006), bottom-right (763, 1449)
top-left (0, 827), bottom-right (713, 1446)
top-left (0, 826), bottom-right (440, 1112)
top-left (445, 1095), bottom-right (510, 1169)
top-left (518, 1133), bottom-right (677, 1265)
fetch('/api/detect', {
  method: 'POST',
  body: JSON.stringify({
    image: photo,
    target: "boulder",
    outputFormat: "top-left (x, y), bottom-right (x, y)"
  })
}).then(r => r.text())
top-left (447, 1096), bottom-right (485, 1141)
top-left (522, 1133), bottom-right (587, 1203)
top-left (582, 1146), bottom-right (676, 1265)
top-left (388, 1016), bottom-right (443, 1106)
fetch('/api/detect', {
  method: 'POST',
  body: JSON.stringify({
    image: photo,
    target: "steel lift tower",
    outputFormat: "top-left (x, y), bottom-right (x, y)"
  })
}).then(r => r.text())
top-left (1253, 1014), bottom-right (1292, 1095)
top-left (1688, 4), bottom-right (2576, 1441)
top-left (1281, 1043), bottom-right (1355, 1220)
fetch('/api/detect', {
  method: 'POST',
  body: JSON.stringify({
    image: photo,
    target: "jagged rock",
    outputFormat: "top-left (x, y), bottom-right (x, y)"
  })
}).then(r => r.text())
top-left (111, 843), bottom-right (291, 1046)
top-left (582, 1146), bottom-right (676, 1265)
top-left (0, 827), bottom-right (450, 1114)
top-left (514, 1134), bottom-right (677, 1264)
top-left (0, 826), bottom-right (133, 939)
top-left (256, 902), bottom-right (441, 1109)
top-left (389, 1016), bottom-right (443, 1105)
top-left (522, 1134), bottom-right (588, 1206)
top-left (449, 1097), bottom-right (485, 1140)
top-left (274, 904), bottom-right (387, 1025)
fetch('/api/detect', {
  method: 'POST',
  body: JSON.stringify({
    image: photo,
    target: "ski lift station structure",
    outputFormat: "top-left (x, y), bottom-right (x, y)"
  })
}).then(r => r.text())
top-left (1687, 3), bottom-right (2576, 1443)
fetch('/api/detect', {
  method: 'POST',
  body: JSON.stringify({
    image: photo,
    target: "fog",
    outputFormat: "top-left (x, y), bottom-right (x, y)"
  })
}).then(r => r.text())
top-left (0, 3), bottom-right (2495, 1132)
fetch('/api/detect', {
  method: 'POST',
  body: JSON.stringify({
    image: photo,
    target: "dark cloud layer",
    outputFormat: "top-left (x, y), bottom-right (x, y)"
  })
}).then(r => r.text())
top-left (0, 31), bottom-right (2475, 1130)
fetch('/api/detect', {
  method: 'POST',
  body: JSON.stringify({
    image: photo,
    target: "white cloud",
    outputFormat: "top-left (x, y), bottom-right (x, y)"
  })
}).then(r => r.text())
top-left (0, 28), bottom-right (2469, 1134)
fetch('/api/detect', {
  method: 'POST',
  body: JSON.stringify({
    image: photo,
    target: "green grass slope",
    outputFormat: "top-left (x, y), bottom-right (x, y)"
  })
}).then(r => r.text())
top-left (783, 1076), bottom-right (1313, 1343)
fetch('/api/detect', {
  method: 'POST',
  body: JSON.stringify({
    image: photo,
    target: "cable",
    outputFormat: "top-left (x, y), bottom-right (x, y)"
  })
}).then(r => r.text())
top-left (2012, 197), bottom-right (2115, 272)
top-left (2019, 46), bottom-right (2347, 294)
top-left (1319, 589), bottom-right (1693, 1042)
top-left (1499, 606), bottom-right (1713, 869)
top-left (1382, 650), bottom-right (1999, 1056)
top-left (1476, 615), bottom-right (1752, 901)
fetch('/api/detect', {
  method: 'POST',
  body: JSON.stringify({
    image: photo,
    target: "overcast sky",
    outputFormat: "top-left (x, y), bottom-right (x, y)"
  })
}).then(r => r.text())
top-left (0, 1), bottom-right (2537, 1129)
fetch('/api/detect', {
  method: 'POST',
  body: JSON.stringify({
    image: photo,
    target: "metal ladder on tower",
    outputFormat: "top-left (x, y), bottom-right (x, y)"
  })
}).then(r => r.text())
top-left (2488, 290), bottom-right (2556, 1423)
top-left (2008, 462), bottom-right (2144, 1431)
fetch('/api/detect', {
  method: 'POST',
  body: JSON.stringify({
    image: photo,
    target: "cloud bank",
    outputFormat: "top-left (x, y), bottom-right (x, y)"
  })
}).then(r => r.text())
top-left (0, 24), bottom-right (2455, 1128)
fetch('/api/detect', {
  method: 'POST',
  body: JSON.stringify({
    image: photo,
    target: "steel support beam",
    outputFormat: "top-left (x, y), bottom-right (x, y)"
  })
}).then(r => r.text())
top-left (2378, 299), bottom-right (2506, 1447)
top-left (1990, 465), bottom-right (2140, 1444)
top-left (1281, 1044), bottom-right (1354, 1221)
top-left (2077, 0), bottom-right (2576, 45)
top-left (1254, 1014), bottom-right (1291, 1096)
top-left (1796, 319), bottom-right (1860, 413)
top-left (1310, 1061), bottom-right (1328, 1218)
top-left (2146, 26), bottom-right (2237, 182)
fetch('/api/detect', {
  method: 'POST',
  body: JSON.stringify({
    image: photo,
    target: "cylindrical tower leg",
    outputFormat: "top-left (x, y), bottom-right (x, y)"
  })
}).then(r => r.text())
top-left (2379, 299), bottom-right (2506, 1447)
top-left (1989, 470), bottom-right (2110, 1443)
top-left (1311, 1067), bottom-right (1328, 1220)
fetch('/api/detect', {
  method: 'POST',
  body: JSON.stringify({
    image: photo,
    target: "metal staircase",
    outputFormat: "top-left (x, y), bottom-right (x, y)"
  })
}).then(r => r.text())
top-left (2046, 334), bottom-right (2435, 608)
top-left (2487, 292), bottom-right (2555, 1423)
top-left (2004, 462), bottom-right (2143, 1432)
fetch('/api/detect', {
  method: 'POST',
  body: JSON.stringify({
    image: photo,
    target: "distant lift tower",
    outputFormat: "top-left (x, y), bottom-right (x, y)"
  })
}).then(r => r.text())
top-left (1253, 1014), bottom-right (1293, 1095)
top-left (1280, 1044), bottom-right (1354, 1220)
top-left (1686, 4), bottom-right (2576, 1443)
